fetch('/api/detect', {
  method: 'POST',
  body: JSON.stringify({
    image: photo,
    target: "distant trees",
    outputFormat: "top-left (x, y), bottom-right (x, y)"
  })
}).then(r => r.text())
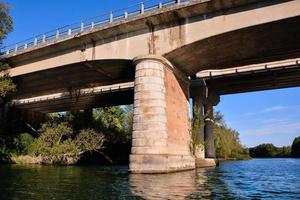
top-left (249, 144), bottom-right (291, 158)
top-left (291, 137), bottom-right (300, 158)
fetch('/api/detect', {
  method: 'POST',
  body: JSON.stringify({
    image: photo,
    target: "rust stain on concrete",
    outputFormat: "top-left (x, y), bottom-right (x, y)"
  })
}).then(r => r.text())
top-left (146, 21), bottom-right (158, 54)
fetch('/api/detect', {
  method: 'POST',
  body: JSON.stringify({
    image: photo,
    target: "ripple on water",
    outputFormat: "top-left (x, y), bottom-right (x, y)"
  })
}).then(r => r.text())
top-left (0, 159), bottom-right (299, 200)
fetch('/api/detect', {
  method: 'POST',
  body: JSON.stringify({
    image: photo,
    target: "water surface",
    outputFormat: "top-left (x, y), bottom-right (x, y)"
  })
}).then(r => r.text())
top-left (0, 159), bottom-right (299, 199)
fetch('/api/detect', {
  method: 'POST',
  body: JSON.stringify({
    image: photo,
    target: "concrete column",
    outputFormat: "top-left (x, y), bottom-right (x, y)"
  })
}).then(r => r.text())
top-left (204, 103), bottom-right (215, 158)
top-left (130, 55), bottom-right (195, 173)
top-left (190, 82), bottom-right (219, 167)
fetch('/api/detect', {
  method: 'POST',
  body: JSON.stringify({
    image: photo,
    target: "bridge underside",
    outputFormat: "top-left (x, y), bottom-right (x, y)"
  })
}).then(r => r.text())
top-left (166, 16), bottom-right (300, 75)
top-left (195, 58), bottom-right (300, 95)
top-left (11, 15), bottom-right (300, 103)
top-left (12, 89), bottom-right (134, 113)
top-left (12, 60), bottom-right (134, 99)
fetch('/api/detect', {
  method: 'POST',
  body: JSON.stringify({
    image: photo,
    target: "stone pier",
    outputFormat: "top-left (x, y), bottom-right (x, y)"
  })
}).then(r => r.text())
top-left (129, 55), bottom-right (195, 173)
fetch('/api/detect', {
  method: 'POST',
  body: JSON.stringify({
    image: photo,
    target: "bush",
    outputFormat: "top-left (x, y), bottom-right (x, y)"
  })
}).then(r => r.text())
top-left (29, 122), bottom-right (106, 165)
top-left (14, 133), bottom-right (34, 155)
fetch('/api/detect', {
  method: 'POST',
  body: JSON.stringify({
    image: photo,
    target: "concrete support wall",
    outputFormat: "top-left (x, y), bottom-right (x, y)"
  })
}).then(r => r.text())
top-left (130, 55), bottom-right (195, 173)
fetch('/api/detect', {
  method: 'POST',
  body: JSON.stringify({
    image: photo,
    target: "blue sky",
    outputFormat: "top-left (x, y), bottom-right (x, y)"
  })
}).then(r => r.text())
top-left (3, 0), bottom-right (300, 147)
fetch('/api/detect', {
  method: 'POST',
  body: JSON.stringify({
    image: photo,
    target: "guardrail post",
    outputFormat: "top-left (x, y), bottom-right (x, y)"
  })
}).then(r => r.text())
top-left (159, 2), bottom-right (163, 8)
top-left (91, 22), bottom-right (95, 29)
top-left (15, 44), bottom-right (18, 52)
top-left (141, 2), bottom-right (145, 14)
top-left (24, 43), bottom-right (28, 49)
top-left (68, 29), bottom-right (72, 36)
top-left (81, 21), bottom-right (84, 32)
top-left (177, 0), bottom-right (181, 4)
top-left (56, 30), bottom-right (60, 39)
top-left (42, 34), bottom-right (46, 43)
top-left (110, 12), bottom-right (113, 23)
top-left (6, 50), bottom-right (9, 55)
top-left (124, 11), bottom-right (128, 19)
top-left (34, 37), bottom-right (38, 46)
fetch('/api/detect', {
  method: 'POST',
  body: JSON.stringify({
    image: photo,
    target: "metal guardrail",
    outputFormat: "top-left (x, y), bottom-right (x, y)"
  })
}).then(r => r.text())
top-left (0, 0), bottom-right (192, 57)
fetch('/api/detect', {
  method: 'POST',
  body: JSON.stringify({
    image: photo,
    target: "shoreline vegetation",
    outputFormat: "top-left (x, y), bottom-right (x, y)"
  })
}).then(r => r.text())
top-left (0, 107), bottom-right (299, 165)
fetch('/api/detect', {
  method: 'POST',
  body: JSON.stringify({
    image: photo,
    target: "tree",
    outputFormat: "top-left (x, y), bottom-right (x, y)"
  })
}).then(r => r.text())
top-left (0, 3), bottom-right (12, 42)
top-left (291, 136), bottom-right (300, 158)
top-left (0, 2), bottom-right (15, 103)
top-left (214, 111), bottom-right (250, 160)
top-left (30, 122), bottom-right (105, 165)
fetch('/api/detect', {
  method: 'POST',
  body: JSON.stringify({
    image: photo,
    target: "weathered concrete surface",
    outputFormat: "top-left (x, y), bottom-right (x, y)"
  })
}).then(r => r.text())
top-left (11, 82), bottom-right (134, 113)
top-left (196, 158), bottom-right (218, 168)
top-left (5, 0), bottom-right (300, 105)
top-left (130, 55), bottom-right (195, 173)
top-left (194, 57), bottom-right (300, 95)
top-left (190, 83), bottom-right (220, 164)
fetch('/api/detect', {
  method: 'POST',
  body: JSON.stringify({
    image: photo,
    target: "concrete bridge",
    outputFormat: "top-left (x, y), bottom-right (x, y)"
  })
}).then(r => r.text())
top-left (1, 0), bottom-right (300, 173)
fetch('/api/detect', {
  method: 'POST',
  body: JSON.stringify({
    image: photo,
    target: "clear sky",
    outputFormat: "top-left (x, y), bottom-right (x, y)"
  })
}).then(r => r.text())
top-left (3, 0), bottom-right (300, 147)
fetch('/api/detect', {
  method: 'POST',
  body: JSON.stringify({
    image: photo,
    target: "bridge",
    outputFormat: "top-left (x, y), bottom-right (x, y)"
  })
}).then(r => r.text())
top-left (1, 0), bottom-right (300, 173)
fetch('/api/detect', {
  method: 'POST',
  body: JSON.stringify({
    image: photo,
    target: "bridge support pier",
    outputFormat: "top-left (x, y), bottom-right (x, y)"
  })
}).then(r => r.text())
top-left (191, 83), bottom-right (219, 167)
top-left (129, 55), bottom-right (195, 173)
top-left (5, 107), bottom-right (47, 134)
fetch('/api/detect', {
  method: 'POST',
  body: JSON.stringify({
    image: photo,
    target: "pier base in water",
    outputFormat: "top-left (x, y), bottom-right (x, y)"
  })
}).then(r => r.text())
top-left (196, 158), bottom-right (218, 168)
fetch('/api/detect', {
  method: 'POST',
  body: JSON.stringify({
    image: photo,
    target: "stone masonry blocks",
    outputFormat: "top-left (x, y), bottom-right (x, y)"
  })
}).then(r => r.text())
top-left (130, 55), bottom-right (195, 173)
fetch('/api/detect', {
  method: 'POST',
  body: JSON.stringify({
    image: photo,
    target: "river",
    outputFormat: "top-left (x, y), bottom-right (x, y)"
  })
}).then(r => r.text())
top-left (0, 159), bottom-right (299, 200)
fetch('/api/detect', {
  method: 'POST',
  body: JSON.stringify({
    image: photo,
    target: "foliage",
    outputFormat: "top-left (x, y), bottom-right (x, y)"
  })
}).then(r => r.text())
top-left (215, 124), bottom-right (250, 160)
top-left (29, 122), bottom-right (105, 164)
top-left (213, 111), bottom-right (250, 160)
top-left (14, 133), bottom-right (34, 155)
top-left (76, 129), bottom-right (105, 153)
top-left (249, 144), bottom-right (291, 158)
top-left (0, 2), bottom-right (15, 102)
top-left (0, 2), bottom-right (12, 42)
top-left (191, 104), bottom-right (205, 154)
top-left (93, 106), bottom-right (132, 144)
top-left (291, 136), bottom-right (300, 158)
top-left (0, 73), bottom-right (16, 97)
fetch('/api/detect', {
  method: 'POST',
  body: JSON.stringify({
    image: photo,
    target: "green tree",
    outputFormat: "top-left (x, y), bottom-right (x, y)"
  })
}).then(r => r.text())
top-left (214, 111), bottom-right (250, 160)
top-left (30, 122), bottom-right (105, 165)
top-left (14, 133), bottom-right (34, 155)
top-left (93, 106), bottom-right (131, 144)
top-left (291, 136), bottom-right (300, 158)
top-left (0, 3), bottom-right (12, 42)
top-left (0, 2), bottom-right (15, 100)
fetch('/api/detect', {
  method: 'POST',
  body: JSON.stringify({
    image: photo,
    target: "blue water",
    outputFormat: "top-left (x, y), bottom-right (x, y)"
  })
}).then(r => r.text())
top-left (0, 159), bottom-right (299, 200)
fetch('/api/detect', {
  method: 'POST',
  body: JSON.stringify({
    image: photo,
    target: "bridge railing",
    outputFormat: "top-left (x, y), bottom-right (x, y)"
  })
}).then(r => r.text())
top-left (0, 0), bottom-right (193, 57)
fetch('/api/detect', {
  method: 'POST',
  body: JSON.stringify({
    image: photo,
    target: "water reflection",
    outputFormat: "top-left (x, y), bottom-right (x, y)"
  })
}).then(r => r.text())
top-left (130, 168), bottom-right (233, 200)
top-left (130, 170), bottom-right (197, 200)
top-left (0, 159), bottom-right (299, 200)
